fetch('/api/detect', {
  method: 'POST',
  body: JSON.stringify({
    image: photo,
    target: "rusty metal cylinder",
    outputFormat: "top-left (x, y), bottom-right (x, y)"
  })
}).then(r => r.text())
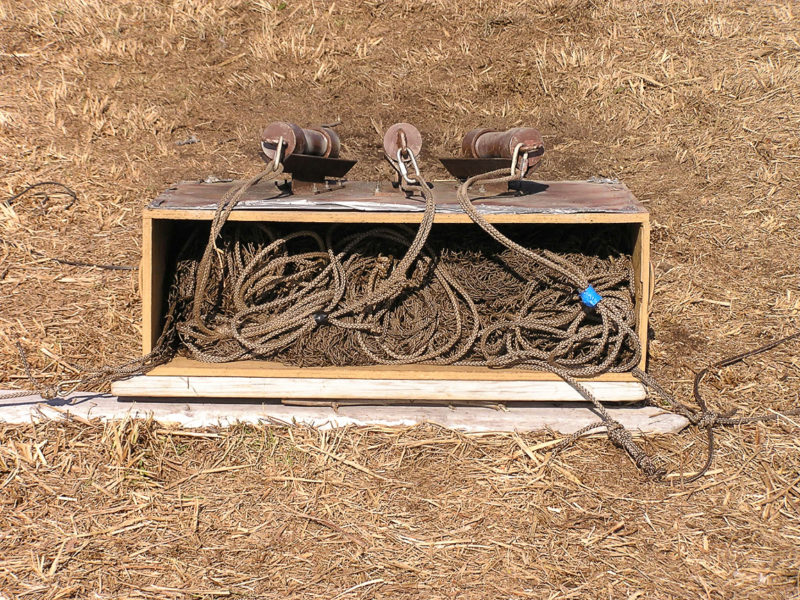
top-left (261, 121), bottom-right (341, 162)
top-left (462, 127), bottom-right (544, 162)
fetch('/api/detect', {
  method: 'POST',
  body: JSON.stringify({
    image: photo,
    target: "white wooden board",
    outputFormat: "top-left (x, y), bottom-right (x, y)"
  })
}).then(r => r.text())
top-left (0, 391), bottom-right (688, 434)
top-left (111, 375), bottom-right (647, 402)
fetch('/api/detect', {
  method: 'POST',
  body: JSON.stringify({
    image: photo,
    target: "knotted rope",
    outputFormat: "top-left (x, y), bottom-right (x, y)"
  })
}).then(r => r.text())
top-left (632, 331), bottom-right (800, 482)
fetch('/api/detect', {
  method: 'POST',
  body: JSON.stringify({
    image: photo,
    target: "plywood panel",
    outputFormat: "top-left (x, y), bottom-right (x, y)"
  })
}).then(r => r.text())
top-left (631, 217), bottom-right (651, 370)
top-left (144, 207), bottom-right (647, 225)
top-left (151, 179), bottom-right (648, 216)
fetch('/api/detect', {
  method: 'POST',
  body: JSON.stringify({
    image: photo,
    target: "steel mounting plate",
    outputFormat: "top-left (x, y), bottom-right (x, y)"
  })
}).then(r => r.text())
top-left (282, 154), bottom-right (357, 182)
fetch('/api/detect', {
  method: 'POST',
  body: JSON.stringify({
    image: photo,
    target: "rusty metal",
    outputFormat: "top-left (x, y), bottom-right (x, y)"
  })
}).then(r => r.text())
top-left (462, 127), bottom-right (544, 164)
top-left (281, 155), bottom-right (356, 184)
top-left (260, 121), bottom-right (354, 186)
top-left (261, 121), bottom-right (341, 160)
top-left (383, 123), bottom-right (424, 187)
top-left (439, 126), bottom-right (545, 180)
top-left (438, 157), bottom-right (513, 180)
top-left (383, 123), bottom-right (422, 158)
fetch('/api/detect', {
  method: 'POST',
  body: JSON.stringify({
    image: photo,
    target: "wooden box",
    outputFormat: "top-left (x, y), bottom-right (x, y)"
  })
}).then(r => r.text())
top-left (112, 179), bottom-right (650, 403)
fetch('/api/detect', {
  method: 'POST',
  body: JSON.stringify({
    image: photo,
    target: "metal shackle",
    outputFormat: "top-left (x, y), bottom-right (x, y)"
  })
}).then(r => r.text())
top-left (461, 127), bottom-right (544, 168)
top-left (261, 121), bottom-right (341, 162)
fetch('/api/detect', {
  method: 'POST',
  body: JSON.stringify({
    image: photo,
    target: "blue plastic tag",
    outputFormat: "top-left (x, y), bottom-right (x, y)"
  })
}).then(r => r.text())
top-left (579, 285), bottom-right (602, 308)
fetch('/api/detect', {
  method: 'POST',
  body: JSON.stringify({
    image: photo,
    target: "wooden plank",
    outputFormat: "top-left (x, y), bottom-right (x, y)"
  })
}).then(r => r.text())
top-left (111, 375), bottom-right (646, 402)
top-left (143, 207), bottom-right (648, 225)
top-left (631, 217), bottom-right (650, 370)
top-left (148, 357), bottom-right (640, 382)
top-left (142, 218), bottom-right (170, 354)
top-left (639, 218), bottom-right (651, 366)
top-left (0, 391), bottom-right (687, 434)
top-left (141, 216), bottom-right (151, 354)
top-left (142, 217), bottom-right (156, 354)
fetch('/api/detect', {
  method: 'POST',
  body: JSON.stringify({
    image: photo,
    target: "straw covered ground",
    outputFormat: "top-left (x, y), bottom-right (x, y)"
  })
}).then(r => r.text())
top-left (1, 0), bottom-right (799, 597)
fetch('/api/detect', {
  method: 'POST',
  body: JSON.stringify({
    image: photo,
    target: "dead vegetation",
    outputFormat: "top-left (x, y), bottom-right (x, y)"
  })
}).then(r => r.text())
top-left (1, 0), bottom-right (799, 597)
top-left (1, 419), bottom-right (800, 599)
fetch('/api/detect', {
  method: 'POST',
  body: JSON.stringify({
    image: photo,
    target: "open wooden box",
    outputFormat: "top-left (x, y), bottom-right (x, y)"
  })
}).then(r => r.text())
top-left (112, 178), bottom-right (650, 403)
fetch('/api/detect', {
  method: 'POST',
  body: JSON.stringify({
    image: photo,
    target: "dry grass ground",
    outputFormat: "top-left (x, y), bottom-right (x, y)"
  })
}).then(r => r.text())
top-left (0, 0), bottom-right (799, 597)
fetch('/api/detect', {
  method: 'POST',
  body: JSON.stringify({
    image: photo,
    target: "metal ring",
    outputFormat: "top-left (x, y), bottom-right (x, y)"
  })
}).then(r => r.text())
top-left (517, 151), bottom-right (529, 180)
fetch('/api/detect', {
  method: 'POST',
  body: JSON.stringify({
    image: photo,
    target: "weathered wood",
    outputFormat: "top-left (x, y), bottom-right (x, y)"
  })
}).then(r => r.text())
top-left (0, 391), bottom-right (688, 434)
top-left (145, 208), bottom-right (648, 225)
top-left (632, 219), bottom-right (651, 357)
top-left (147, 357), bottom-right (642, 382)
top-left (144, 208), bottom-right (648, 225)
top-left (111, 375), bottom-right (646, 402)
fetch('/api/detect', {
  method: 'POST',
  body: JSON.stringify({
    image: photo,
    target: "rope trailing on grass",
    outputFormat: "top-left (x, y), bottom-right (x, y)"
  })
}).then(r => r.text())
top-left (632, 332), bottom-right (800, 482)
top-left (454, 167), bottom-right (800, 479)
top-left (1, 181), bottom-right (136, 270)
top-left (454, 167), bottom-right (661, 477)
top-left (3, 181), bottom-right (77, 209)
top-left (0, 165), bottom-right (286, 400)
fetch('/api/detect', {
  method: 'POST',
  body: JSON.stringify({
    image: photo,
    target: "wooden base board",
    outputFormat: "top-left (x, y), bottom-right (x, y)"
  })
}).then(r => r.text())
top-left (111, 375), bottom-right (646, 402)
top-left (147, 357), bottom-right (642, 382)
top-left (0, 391), bottom-right (688, 434)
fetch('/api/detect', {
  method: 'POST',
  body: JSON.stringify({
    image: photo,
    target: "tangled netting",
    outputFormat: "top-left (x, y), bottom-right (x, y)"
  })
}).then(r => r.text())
top-left (168, 222), bottom-right (640, 370)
